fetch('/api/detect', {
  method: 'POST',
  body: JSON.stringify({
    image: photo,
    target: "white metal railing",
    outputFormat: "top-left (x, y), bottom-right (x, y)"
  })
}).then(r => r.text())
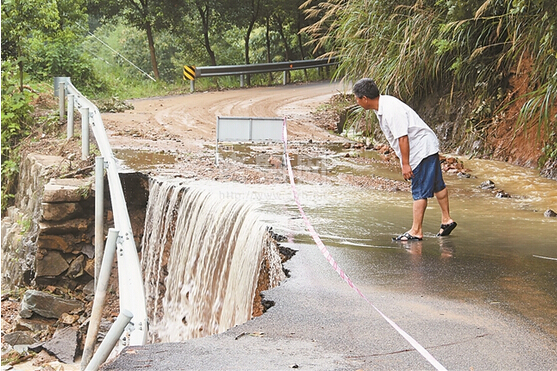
top-left (55, 78), bottom-right (148, 369)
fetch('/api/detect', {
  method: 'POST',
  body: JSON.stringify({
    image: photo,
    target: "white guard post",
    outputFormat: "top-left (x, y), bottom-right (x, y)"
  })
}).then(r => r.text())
top-left (215, 116), bottom-right (286, 166)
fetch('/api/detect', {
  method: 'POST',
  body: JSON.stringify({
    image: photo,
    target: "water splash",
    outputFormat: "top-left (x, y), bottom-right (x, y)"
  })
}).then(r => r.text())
top-left (141, 178), bottom-right (284, 342)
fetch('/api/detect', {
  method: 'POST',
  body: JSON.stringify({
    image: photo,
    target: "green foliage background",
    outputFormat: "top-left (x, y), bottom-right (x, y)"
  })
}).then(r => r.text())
top-left (306, 0), bottom-right (556, 137)
top-left (2, 0), bottom-right (556, 212)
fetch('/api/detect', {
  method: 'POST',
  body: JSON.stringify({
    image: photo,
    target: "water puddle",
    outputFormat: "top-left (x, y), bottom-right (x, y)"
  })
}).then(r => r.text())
top-left (113, 148), bottom-right (177, 171)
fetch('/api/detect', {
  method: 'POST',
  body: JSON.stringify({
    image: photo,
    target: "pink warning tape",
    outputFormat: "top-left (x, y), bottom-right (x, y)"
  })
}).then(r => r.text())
top-left (281, 119), bottom-right (447, 371)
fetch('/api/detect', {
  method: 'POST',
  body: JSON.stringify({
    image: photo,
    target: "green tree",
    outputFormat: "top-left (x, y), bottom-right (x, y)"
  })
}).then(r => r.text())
top-left (1, 0), bottom-right (60, 90)
top-left (0, 61), bottom-right (36, 211)
top-left (88, 0), bottom-right (162, 80)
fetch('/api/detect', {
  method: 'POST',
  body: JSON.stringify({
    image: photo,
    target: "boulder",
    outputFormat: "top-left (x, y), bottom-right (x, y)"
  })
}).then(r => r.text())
top-left (43, 326), bottom-right (78, 363)
top-left (35, 250), bottom-right (69, 277)
top-left (14, 316), bottom-right (56, 333)
top-left (19, 290), bottom-right (84, 319)
top-left (37, 235), bottom-right (74, 253)
top-left (496, 190), bottom-right (511, 198)
top-left (84, 257), bottom-right (95, 277)
top-left (66, 255), bottom-right (85, 279)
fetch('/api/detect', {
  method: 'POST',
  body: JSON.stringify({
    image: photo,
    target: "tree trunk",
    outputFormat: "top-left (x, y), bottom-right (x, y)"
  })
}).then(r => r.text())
top-left (144, 22), bottom-right (160, 80)
top-left (244, 0), bottom-right (261, 86)
top-left (295, 14), bottom-right (308, 80)
top-left (265, 17), bottom-right (272, 85)
top-left (244, 34), bottom-right (251, 86)
top-left (197, 4), bottom-right (217, 66)
top-left (274, 14), bottom-right (292, 83)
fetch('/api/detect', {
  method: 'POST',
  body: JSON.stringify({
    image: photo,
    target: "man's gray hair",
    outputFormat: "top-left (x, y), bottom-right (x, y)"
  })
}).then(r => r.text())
top-left (352, 78), bottom-right (380, 99)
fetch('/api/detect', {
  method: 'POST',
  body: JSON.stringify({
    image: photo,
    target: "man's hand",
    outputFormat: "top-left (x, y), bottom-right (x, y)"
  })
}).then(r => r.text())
top-left (398, 135), bottom-right (413, 180)
top-left (402, 163), bottom-right (413, 181)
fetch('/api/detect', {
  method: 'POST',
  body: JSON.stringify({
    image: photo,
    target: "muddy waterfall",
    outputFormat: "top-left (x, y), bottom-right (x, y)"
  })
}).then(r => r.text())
top-left (141, 179), bottom-right (285, 342)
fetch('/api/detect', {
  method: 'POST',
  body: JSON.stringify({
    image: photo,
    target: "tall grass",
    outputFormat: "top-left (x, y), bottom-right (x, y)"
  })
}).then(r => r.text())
top-left (304, 0), bottom-right (556, 146)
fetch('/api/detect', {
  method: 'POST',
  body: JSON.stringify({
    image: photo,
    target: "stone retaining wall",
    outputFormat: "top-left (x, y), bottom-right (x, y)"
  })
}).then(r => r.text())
top-left (2, 154), bottom-right (97, 292)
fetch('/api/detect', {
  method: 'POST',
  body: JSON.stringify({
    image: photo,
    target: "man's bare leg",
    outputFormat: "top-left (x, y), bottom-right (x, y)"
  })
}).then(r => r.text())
top-left (408, 198), bottom-right (427, 239)
top-left (435, 187), bottom-right (456, 235)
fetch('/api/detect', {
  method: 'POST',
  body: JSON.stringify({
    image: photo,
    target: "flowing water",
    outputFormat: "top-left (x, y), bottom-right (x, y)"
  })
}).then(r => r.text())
top-left (126, 147), bottom-right (556, 342)
top-left (191, 152), bottom-right (557, 339)
top-left (140, 178), bottom-right (284, 342)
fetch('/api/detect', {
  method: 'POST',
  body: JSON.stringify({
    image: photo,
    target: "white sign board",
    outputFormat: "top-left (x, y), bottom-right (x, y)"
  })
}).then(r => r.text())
top-left (216, 116), bottom-right (286, 165)
top-left (217, 116), bottom-right (284, 142)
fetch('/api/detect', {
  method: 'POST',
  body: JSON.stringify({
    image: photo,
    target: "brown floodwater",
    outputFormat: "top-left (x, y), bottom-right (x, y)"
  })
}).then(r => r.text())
top-left (117, 146), bottom-right (557, 340)
top-left (209, 153), bottom-right (557, 340)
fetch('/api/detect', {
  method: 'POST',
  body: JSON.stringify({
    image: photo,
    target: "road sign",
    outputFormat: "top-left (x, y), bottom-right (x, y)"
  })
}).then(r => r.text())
top-left (183, 65), bottom-right (196, 80)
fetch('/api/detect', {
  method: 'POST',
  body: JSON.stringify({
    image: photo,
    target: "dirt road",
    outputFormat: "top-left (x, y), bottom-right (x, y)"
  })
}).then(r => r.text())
top-left (102, 82), bottom-right (347, 152)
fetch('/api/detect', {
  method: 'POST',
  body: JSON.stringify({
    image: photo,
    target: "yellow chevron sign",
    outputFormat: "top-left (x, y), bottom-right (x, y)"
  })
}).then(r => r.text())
top-left (183, 65), bottom-right (196, 80)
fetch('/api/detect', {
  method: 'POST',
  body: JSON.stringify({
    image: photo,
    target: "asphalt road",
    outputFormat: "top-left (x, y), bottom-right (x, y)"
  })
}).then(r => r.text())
top-left (101, 239), bottom-right (557, 371)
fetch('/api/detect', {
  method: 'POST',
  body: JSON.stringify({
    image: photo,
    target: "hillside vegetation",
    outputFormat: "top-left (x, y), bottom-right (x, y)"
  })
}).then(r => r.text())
top-left (2, 0), bottom-right (556, 212)
top-left (303, 0), bottom-right (556, 174)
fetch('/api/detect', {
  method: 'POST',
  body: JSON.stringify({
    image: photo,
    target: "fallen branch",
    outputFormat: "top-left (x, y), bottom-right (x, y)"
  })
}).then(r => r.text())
top-left (59, 164), bottom-right (95, 179)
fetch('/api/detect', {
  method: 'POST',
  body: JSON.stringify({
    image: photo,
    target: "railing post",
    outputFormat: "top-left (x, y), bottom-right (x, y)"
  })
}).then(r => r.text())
top-left (190, 79), bottom-right (195, 93)
top-left (84, 309), bottom-right (133, 371)
top-left (95, 156), bottom-right (105, 289)
top-left (240, 74), bottom-right (244, 88)
top-left (283, 71), bottom-right (287, 85)
top-left (67, 94), bottom-right (75, 138)
top-left (81, 228), bottom-right (119, 371)
top-left (81, 107), bottom-right (90, 160)
top-left (59, 82), bottom-right (66, 123)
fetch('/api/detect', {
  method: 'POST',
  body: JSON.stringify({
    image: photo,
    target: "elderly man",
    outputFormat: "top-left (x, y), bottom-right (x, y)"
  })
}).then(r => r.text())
top-left (352, 78), bottom-right (457, 241)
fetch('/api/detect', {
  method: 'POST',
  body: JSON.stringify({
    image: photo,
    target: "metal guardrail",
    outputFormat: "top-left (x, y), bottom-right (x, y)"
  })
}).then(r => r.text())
top-left (196, 57), bottom-right (338, 77)
top-left (187, 57), bottom-right (339, 91)
top-left (55, 78), bottom-right (148, 368)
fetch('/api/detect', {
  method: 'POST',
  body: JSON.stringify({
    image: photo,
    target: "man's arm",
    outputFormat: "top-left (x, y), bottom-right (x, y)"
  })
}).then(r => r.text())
top-left (398, 135), bottom-right (413, 180)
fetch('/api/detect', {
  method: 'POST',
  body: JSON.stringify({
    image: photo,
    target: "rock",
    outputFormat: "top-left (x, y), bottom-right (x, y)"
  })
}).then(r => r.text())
top-left (81, 244), bottom-right (95, 259)
top-left (14, 316), bottom-right (56, 333)
top-left (39, 219), bottom-right (89, 234)
top-left (19, 290), bottom-right (84, 319)
top-left (496, 190), bottom-right (511, 198)
top-left (480, 180), bottom-right (495, 189)
top-left (37, 235), bottom-right (73, 253)
top-left (41, 202), bottom-right (83, 221)
top-left (3, 331), bottom-right (36, 346)
top-left (544, 209), bottom-right (557, 217)
top-left (28, 342), bottom-right (44, 353)
top-left (43, 326), bottom-right (78, 363)
top-left (84, 257), bottom-right (95, 277)
top-left (35, 250), bottom-right (69, 277)
top-left (59, 313), bottom-right (79, 325)
top-left (83, 280), bottom-right (95, 298)
top-left (66, 255), bottom-right (85, 279)
top-left (268, 156), bottom-right (282, 169)
top-left (42, 178), bottom-right (92, 203)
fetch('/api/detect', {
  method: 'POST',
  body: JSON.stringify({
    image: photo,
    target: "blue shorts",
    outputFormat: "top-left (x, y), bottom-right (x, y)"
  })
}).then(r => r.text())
top-left (411, 153), bottom-right (446, 200)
